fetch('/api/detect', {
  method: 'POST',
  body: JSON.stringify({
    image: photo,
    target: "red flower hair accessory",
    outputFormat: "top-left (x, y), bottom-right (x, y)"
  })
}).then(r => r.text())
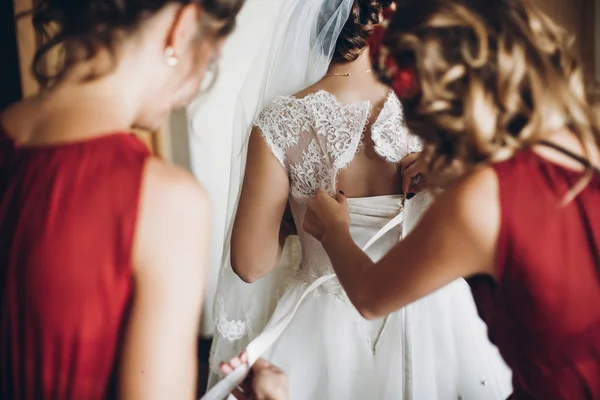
top-left (368, 3), bottom-right (420, 100)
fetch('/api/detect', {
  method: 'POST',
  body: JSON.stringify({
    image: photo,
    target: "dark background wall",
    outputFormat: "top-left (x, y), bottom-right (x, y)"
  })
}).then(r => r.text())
top-left (0, 1), bottom-right (23, 110)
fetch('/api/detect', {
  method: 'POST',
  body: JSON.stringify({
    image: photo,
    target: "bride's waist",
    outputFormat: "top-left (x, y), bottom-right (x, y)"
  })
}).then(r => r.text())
top-left (288, 269), bottom-right (389, 334)
top-left (292, 267), bottom-right (344, 295)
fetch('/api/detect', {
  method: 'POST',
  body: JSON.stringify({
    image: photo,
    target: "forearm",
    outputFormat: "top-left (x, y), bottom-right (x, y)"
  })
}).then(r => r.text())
top-left (231, 234), bottom-right (281, 283)
top-left (321, 229), bottom-right (376, 318)
top-left (232, 212), bottom-right (296, 283)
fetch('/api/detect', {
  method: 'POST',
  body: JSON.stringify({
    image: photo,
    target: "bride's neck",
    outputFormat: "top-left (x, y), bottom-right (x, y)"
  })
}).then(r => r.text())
top-left (326, 50), bottom-right (372, 75)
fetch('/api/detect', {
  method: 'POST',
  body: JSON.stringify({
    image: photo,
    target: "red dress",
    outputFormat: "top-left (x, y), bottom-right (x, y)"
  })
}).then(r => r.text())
top-left (0, 131), bottom-right (151, 399)
top-left (469, 150), bottom-right (600, 399)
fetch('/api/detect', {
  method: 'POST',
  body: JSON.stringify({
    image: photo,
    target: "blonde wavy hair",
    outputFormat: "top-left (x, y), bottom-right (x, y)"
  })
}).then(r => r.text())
top-left (385, 0), bottom-right (600, 189)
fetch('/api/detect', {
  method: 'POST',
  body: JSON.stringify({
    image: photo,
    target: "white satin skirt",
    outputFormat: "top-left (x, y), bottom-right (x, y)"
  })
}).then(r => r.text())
top-left (209, 196), bottom-right (512, 399)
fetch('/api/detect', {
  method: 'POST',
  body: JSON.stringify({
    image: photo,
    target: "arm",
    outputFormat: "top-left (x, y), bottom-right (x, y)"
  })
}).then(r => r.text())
top-left (231, 127), bottom-right (290, 283)
top-left (304, 167), bottom-right (501, 319)
top-left (118, 159), bottom-right (210, 400)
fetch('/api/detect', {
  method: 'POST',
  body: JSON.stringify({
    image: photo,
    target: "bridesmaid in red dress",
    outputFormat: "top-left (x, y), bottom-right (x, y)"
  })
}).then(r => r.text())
top-left (0, 0), bottom-right (243, 399)
top-left (302, 0), bottom-right (600, 398)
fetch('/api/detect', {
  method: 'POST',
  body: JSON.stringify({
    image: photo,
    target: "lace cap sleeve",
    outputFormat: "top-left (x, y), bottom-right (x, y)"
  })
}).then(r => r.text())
top-left (407, 133), bottom-right (424, 154)
top-left (254, 96), bottom-right (309, 168)
top-left (371, 92), bottom-right (424, 163)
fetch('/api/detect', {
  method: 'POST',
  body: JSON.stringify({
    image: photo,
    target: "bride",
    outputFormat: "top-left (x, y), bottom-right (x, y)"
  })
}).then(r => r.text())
top-left (208, 0), bottom-right (512, 398)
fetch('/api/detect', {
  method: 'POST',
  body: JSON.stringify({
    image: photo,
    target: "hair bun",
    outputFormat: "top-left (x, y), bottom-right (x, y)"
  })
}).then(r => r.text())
top-left (334, 0), bottom-right (394, 62)
top-left (363, 0), bottom-right (395, 19)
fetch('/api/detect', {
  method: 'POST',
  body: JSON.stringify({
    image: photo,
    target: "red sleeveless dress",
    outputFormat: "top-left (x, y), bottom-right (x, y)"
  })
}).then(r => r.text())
top-left (469, 150), bottom-right (600, 399)
top-left (0, 131), bottom-right (151, 399)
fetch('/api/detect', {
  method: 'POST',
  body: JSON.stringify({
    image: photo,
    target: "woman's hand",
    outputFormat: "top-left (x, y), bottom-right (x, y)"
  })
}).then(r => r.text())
top-left (221, 353), bottom-right (289, 400)
top-left (303, 190), bottom-right (350, 243)
top-left (399, 152), bottom-right (427, 197)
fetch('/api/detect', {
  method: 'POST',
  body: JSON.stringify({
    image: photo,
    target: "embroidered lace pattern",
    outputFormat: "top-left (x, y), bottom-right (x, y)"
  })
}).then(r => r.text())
top-left (371, 92), bottom-right (423, 163)
top-left (256, 90), bottom-right (422, 199)
top-left (255, 96), bottom-right (310, 165)
top-left (213, 90), bottom-right (418, 348)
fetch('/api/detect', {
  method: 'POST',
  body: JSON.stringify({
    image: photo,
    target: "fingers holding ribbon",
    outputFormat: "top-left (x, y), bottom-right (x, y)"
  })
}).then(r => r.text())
top-left (303, 189), bottom-right (350, 243)
top-left (399, 152), bottom-right (427, 198)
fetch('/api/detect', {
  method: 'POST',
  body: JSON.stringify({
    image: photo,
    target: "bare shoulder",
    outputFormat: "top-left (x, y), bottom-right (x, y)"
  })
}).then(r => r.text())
top-left (133, 159), bottom-right (211, 271)
top-left (437, 165), bottom-right (500, 236)
top-left (445, 165), bottom-right (499, 210)
top-left (291, 80), bottom-right (349, 100)
top-left (143, 157), bottom-right (207, 194)
top-left (142, 158), bottom-right (210, 218)
top-left (0, 97), bottom-right (40, 140)
top-left (292, 78), bottom-right (390, 103)
top-left (432, 165), bottom-right (501, 276)
top-left (293, 80), bottom-right (331, 99)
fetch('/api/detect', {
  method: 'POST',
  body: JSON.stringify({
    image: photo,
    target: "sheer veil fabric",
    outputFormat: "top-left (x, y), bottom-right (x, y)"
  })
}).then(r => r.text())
top-left (208, 0), bottom-right (355, 388)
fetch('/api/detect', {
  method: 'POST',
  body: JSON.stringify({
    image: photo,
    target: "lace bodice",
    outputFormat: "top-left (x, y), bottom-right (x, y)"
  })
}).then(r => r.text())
top-left (256, 90), bottom-right (422, 199)
top-left (255, 90), bottom-right (421, 279)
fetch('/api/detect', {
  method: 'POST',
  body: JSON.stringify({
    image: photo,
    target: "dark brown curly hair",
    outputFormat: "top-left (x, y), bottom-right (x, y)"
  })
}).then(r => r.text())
top-left (30, 0), bottom-right (244, 88)
top-left (333, 0), bottom-right (395, 62)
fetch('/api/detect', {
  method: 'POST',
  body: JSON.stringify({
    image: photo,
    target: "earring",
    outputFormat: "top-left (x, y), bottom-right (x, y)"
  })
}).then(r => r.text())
top-left (165, 47), bottom-right (179, 67)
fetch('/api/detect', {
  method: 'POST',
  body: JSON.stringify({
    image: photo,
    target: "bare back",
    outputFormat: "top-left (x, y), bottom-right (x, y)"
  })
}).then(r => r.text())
top-left (260, 74), bottom-right (421, 200)
top-left (231, 72), bottom-right (422, 281)
top-left (294, 75), bottom-right (407, 198)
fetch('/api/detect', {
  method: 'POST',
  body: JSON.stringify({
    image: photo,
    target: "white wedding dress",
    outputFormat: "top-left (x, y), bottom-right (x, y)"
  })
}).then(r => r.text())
top-left (208, 90), bottom-right (513, 399)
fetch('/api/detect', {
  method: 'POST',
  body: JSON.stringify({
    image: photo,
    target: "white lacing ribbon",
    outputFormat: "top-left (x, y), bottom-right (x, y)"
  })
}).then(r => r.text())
top-left (201, 210), bottom-right (404, 400)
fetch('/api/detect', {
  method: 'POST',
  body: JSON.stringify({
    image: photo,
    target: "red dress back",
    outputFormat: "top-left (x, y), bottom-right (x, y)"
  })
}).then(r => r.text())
top-left (0, 131), bottom-right (150, 399)
top-left (469, 150), bottom-right (600, 399)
